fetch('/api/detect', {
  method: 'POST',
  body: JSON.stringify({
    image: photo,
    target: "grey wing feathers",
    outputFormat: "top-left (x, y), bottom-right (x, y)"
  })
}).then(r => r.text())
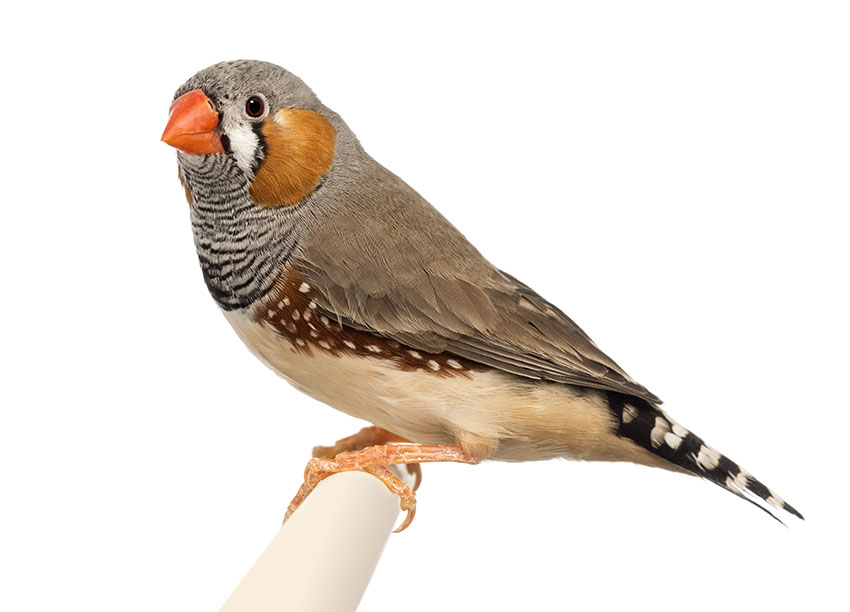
top-left (294, 159), bottom-right (660, 404)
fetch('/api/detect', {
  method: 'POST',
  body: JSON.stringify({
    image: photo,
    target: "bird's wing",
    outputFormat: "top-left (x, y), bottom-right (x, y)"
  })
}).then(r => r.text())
top-left (294, 161), bottom-right (660, 404)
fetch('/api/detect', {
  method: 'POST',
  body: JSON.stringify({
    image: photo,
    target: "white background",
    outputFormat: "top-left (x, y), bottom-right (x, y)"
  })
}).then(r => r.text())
top-left (2, 1), bottom-right (848, 610)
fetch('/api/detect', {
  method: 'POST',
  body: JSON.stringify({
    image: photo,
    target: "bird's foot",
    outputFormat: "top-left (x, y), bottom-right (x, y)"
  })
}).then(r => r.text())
top-left (312, 426), bottom-right (422, 490)
top-left (285, 444), bottom-right (478, 532)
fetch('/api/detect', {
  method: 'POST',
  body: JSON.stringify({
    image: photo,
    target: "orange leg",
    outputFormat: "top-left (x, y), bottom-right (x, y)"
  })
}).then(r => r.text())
top-left (312, 426), bottom-right (423, 490)
top-left (286, 444), bottom-right (479, 532)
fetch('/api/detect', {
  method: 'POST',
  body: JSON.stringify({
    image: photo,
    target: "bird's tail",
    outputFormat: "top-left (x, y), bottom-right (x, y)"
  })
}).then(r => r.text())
top-left (607, 392), bottom-right (803, 522)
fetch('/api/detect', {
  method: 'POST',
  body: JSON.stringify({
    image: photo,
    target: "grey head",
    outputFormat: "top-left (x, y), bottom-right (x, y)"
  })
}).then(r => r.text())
top-left (173, 60), bottom-right (336, 177)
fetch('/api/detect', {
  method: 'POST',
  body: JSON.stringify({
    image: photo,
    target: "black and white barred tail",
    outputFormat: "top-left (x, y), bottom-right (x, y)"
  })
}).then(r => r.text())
top-left (607, 392), bottom-right (803, 522)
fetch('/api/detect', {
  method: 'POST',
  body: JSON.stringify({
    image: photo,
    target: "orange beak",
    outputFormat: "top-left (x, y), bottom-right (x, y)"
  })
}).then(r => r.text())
top-left (160, 89), bottom-right (225, 155)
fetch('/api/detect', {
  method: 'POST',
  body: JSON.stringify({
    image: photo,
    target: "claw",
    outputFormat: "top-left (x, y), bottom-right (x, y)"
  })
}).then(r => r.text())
top-left (311, 426), bottom-right (423, 490)
top-left (394, 505), bottom-right (416, 533)
top-left (284, 443), bottom-right (477, 532)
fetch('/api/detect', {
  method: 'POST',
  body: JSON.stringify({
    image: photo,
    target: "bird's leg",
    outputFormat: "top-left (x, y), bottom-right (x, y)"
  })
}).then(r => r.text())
top-left (312, 426), bottom-right (410, 457)
top-left (285, 444), bottom-right (479, 532)
top-left (312, 426), bottom-right (423, 490)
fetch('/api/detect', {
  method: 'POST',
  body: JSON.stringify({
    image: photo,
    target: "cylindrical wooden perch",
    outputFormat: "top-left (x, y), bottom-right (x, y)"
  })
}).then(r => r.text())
top-left (219, 471), bottom-right (402, 612)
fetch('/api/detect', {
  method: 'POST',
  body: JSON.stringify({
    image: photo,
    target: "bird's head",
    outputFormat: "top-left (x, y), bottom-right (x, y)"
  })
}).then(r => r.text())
top-left (161, 60), bottom-right (360, 309)
top-left (161, 60), bottom-right (343, 208)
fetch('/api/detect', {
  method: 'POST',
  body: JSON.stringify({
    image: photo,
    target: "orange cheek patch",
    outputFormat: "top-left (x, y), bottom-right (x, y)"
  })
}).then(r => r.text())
top-left (250, 109), bottom-right (337, 208)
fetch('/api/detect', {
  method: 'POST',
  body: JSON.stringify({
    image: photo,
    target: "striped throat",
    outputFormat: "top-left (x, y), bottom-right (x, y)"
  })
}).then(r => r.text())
top-left (178, 153), bottom-right (303, 310)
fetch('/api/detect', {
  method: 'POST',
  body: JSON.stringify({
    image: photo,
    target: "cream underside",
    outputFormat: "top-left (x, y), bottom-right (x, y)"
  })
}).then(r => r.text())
top-left (225, 310), bottom-right (672, 468)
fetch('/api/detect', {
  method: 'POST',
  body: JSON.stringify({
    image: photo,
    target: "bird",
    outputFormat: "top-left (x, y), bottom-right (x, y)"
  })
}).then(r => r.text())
top-left (161, 59), bottom-right (802, 530)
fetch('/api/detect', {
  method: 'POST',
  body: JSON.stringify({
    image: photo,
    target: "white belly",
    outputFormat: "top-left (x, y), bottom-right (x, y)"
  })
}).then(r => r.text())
top-left (224, 309), bottom-right (654, 465)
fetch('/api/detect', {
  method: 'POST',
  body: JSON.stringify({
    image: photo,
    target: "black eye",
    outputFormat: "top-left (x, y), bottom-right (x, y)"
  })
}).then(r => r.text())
top-left (245, 96), bottom-right (265, 118)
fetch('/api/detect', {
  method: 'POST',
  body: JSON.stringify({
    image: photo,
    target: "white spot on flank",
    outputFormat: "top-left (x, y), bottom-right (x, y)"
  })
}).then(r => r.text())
top-left (365, 345), bottom-right (381, 353)
top-left (672, 423), bottom-right (689, 437)
top-left (622, 404), bottom-right (638, 423)
top-left (295, 338), bottom-right (305, 346)
top-left (650, 416), bottom-right (670, 448)
top-left (427, 360), bottom-right (440, 371)
top-left (319, 340), bottom-right (331, 349)
top-left (664, 432), bottom-right (683, 449)
top-left (343, 340), bottom-right (356, 349)
top-left (320, 316), bottom-right (330, 327)
top-left (286, 322), bottom-right (297, 333)
top-left (310, 331), bottom-right (319, 338)
top-left (303, 311), bottom-right (312, 321)
top-left (292, 310), bottom-right (301, 321)
top-left (267, 310), bottom-right (276, 318)
top-left (283, 297), bottom-right (291, 306)
top-left (408, 350), bottom-right (422, 359)
top-left (299, 282), bottom-right (310, 293)
top-left (696, 445), bottom-right (721, 471)
top-left (447, 359), bottom-right (463, 369)
top-left (308, 301), bottom-right (317, 310)
top-left (277, 301), bottom-right (285, 309)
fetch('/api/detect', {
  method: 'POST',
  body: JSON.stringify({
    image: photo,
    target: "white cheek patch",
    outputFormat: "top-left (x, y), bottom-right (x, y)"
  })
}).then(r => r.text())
top-left (223, 117), bottom-right (261, 178)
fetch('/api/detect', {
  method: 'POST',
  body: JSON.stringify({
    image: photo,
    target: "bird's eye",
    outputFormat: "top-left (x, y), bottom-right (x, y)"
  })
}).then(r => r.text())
top-left (245, 96), bottom-right (265, 118)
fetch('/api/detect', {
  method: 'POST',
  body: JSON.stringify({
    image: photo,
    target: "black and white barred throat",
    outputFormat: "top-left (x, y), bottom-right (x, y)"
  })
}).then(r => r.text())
top-left (178, 153), bottom-right (301, 310)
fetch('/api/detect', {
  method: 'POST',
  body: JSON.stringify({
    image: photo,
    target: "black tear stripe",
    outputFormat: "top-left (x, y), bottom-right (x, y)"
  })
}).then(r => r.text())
top-left (607, 392), bottom-right (804, 522)
top-left (251, 121), bottom-right (267, 175)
